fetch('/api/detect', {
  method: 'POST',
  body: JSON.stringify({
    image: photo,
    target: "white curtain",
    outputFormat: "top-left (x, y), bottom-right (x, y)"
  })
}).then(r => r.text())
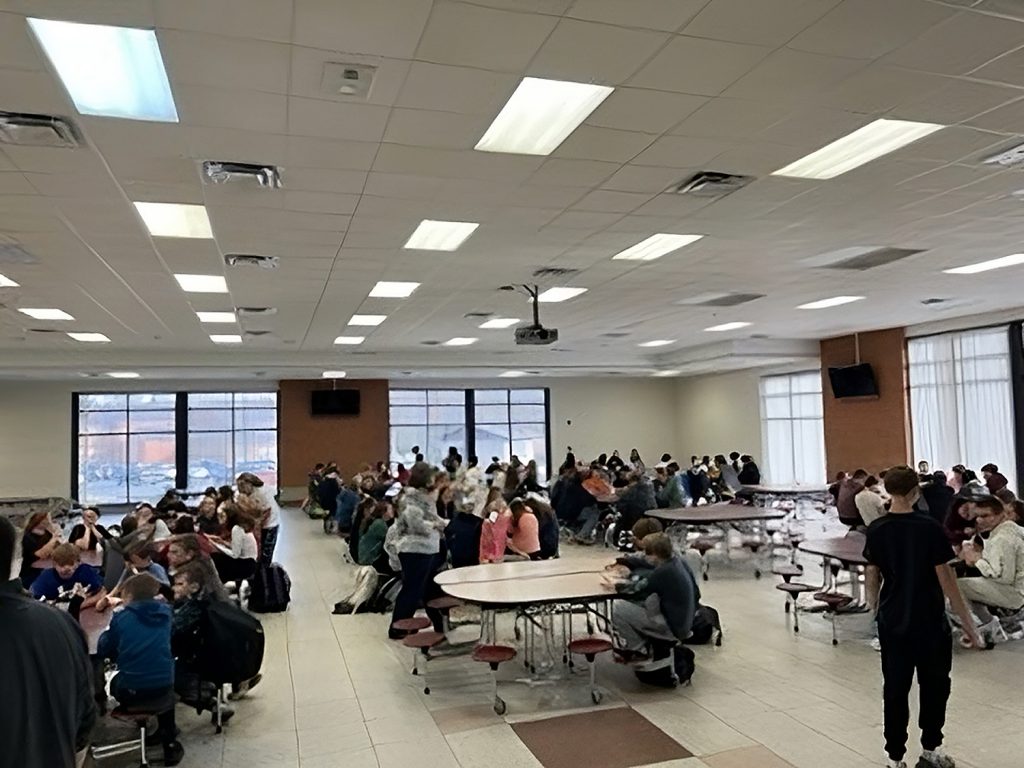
top-left (908, 327), bottom-right (1016, 488)
top-left (760, 371), bottom-right (826, 485)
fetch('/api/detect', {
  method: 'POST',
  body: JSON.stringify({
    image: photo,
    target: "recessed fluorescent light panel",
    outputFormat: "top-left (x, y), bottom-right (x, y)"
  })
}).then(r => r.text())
top-left (653, 370), bottom-right (680, 377)
top-left (475, 77), bottom-right (614, 156)
top-left (537, 287), bottom-right (587, 303)
top-left (67, 332), bottom-right (110, 343)
top-left (348, 314), bottom-right (386, 327)
top-left (639, 340), bottom-right (676, 348)
top-left (500, 370), bottom-right (529, 378)
top-left (404, 220), bottom-right (479, 251)
top-left (18, 307), bottom-right (74, 320)
top-left (0, 273), bottom-right (19, 287)
top-left (322, 371), bottom-right (346, 378)
top-left (480, 318), bottom-right (520, 329)
top-left (174, 274), bottom-right (228, 294)
top-left (209, 334), bottom-right (242, 344)
top-left (704, 322), bottom-right (751, 332)
top-left (27, 18), bottom-right (178, 122)
top-left (106, 371), bottom-right (139, 379)
top-left (772, 118), bottom-right (943, 180)
top-left (798, 296), bottom-right (865, 310)
top-left (612, 234), bottom-right (704, 262)
top-left (135, 203), bottom-right (213, 238)
top-left (444, 337), bottom-right (478, 346)
top-left (368, 281), bottom-right (420, 298)
top-left (943, 253), bottom-right (1024, 275)
top-left (196, 311), bottom-right (237, 323)
top-left (334, 336), bottom-right (365, 345)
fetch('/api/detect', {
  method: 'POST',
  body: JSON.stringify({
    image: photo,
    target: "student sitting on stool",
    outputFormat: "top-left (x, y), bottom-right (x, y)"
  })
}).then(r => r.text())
top-left (97, 573), bottom-right (184, 766)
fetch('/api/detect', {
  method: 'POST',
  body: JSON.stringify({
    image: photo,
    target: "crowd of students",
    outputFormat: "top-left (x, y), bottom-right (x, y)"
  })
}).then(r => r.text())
top-left (5, 475), bottom-right (278, 767)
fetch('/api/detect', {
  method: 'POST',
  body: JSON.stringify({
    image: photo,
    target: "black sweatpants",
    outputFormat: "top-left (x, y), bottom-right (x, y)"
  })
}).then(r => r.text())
top-left (390, 552), bottom-right (443, 634)
top-left (879, 627), bottom-right (952, 761)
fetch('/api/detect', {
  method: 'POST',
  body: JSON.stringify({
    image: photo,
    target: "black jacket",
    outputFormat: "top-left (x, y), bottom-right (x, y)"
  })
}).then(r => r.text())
top-left (615, 555), bottom-right (699, 642)
top-left (0, 579), bottom-right (97, 768)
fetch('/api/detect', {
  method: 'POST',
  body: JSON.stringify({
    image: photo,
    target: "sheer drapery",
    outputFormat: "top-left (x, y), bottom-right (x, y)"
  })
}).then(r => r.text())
top-left (908, 327), bottom-right (1016, 488)
top-left (759, 371), bottom-right (826, 485)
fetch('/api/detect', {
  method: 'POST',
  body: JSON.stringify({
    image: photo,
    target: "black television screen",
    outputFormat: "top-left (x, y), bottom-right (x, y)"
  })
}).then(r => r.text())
top-left (311, 389), bottom-right (360, 416)
top-left (828, 363), bottom-right (879, 398)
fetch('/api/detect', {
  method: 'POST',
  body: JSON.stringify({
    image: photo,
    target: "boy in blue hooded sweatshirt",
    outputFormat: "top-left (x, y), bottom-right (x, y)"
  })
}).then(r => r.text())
top-left (97, 573), bottom-right (184, 766)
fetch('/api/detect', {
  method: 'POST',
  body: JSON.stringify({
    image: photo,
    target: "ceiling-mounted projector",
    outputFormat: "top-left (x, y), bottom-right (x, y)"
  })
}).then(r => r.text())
top-left (508, 284), bottom-right (558, 346)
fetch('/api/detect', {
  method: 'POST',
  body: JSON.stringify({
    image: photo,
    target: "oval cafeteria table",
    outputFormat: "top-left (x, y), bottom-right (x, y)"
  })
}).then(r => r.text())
top-left (435, 558), bottom-right (603, 586)
top-left (33, 547), bottom-right (104, 571)
top-left (646, 503), bottom-right (788, 525)
top-left (798, 533), bottom-right (868, 566)
top-left (440, 570), bottom-right (614, 607)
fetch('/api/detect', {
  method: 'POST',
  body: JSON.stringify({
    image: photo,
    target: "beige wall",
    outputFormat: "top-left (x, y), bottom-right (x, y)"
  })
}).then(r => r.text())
top-left (0, 382), bottom-right (73, 498)
top-left (673, 370), bottom-right (764, 462)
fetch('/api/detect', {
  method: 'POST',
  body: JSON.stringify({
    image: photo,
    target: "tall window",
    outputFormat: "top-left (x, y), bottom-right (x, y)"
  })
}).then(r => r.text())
top-left (759, 372), bottom-right (826, 485)
top-left (389, 389), bottom-right (466, 466)
top-left (77, 393), bottom-right (176, 504)
top-left (187, 393), bottom-right (278, 490)
top-left (474, 389), bottom-right (548, 480)
top-left (908, 327), bottom-right (1015, 487)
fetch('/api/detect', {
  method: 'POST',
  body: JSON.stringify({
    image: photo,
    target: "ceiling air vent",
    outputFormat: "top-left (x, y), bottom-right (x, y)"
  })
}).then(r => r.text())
top-left (0, 238), bottom-right (38, 265)
top-left (321, 62), bottom-right (377, 100)
top-left (421, 340), bottom-right (442, 346)
top-left (676, 292), bottom-right (764, 307)
top-left (0, 111), bottom-right (79, 148)
top-left (671, 171), bottom-right (753, 198)
top-left (803, 246), bottom-right (925, 271)
top-left (203, 161), bottom-right (282, 189)
top-left (532, 267), bottom-right (580, 278)
top-left (463, 312), bottom-right (492, 319)
top-left (26, 327), bottom-right (62, 334)
top-left (921, 297), bottom-right (974, 311)
top-left (237, 306), bottom-right (277, 317)
top-left (225, 254), bottom-right (280, 270)
top-left (243, 329), bottom-right (273, 337)
top-left (982, 142), bottom-right (1024, 169)
top-left (601, 332), bottom-right (630, 338)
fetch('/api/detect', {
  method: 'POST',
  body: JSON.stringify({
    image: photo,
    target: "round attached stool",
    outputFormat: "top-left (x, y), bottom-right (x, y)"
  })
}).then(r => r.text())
top-left (567, 636), bottom-right (614, 704)
top-left (392, 616), bottom-right (432, 634)
top-left (427, 595), bottom-right (465, 633)
top-left (813, 592), bottom-right (854, 645)
top-left (774, 582), bottom-right (818, 633)
top-left (772, 563), bottom-right (804, 582)
top-left (740, 536), bottom-right (767, 578)
top-left (472, 644), bottom-right (517, 715)
top-left (402, 630), bottom-right (446, 693)
top-left (690, 538), bottom-right (718, 581)
top-left (92, 690), bottom-right (176, 767)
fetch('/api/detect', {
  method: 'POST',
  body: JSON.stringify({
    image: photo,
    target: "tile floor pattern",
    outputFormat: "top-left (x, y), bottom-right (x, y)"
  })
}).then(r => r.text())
top-left (91, 506), bottom-right (1023, 768)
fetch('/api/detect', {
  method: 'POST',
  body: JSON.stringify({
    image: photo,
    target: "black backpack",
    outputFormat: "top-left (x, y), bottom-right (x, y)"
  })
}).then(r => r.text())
top-left (684, 604), bottom-right (723, 647)
top-left (198, 600), bottom-right (265, 686)
top-left (248, 562), bottom-right (291, 613)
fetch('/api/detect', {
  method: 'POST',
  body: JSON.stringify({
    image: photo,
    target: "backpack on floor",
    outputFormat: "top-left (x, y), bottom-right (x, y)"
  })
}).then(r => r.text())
top-left (674, 645), bottom-right (695, 685)
top-left (199, 600), bottom-right (265, 686)
top-left (248, 562), bottom-right (291, 613)
top-left (684, 604), bottom-right (723, 647)
top-left (331, 566), bottom-right (378, 615)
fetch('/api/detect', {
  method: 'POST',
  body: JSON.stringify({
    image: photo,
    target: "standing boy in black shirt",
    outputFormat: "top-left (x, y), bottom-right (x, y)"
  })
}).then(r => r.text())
top-left (864, 466), bottom-right (981, 768)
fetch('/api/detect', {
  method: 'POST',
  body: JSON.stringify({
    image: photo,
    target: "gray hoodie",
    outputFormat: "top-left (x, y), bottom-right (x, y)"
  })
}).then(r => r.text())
top-left (393, 487), bottom-right (446, 555)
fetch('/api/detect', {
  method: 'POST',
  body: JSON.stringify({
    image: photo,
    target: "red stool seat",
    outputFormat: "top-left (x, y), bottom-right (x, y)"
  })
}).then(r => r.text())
top-left (426, 596), bottom-right (464, 611)
top-left (813, 592), bottom-right (853, 610)
top-left (392, 616), bottom-right (432, 632)
top-left (691, 538), bottom-right (717, 554)
top-left (402, 631), bottom-right (445, 649)
top-left (472, 644), bottom-right (517, 664)
top-left (567, 637), bottom-right (614, 655)
top-left (775, 582), bottom-right (817, 595)
top-left (772, 564), bottom-right (804, 578)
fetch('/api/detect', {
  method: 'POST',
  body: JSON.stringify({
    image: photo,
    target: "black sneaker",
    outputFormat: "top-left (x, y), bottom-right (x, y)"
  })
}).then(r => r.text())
top-left (163, 741), bottom-right (185, 766)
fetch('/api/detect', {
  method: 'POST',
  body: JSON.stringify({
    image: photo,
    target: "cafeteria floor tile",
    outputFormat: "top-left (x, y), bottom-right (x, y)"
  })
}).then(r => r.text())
top-left (89, 506), bottom-right (1023, 768)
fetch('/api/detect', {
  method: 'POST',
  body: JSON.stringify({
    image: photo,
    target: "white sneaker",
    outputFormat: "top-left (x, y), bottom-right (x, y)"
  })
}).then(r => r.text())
top-left (869, 637), bottom-right (882, 652)
top-left (979, 618), bottom-right (1008, 644)
top-left (918, 747), bottom-right (956, 768)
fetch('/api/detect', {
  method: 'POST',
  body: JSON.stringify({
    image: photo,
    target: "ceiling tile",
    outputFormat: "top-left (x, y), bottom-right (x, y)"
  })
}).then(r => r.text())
top-left (565, 0), bottom-right (706, 31)
top-left (383, 108), bottom-right (490, 150)
top-left (588, 88), bottom-right (706, 134)
top-left (631, 135), bottom-right (734, 168)
top-left (628, 36), bottom-right (771, 96)
top-left (545, 210), bottom-right (623, 230)
top-left (882, 11), bottom-right (1024, 76)
top-left (284, 191), bottom-right (360, 216)
top-left (286, 167), bottom-right (368, 194)
top-left (671, 97), bottom-right (794, 141)
top-left (175, 85), bottom-right (287, 133)
top-left (415, 1), bottom-right (557, 71)
top-left (682, 0), bottom-right (840, 47)
top-left (552, 126), bottom-right (657, 164)
top-left (286, 137), bottom-right (379, 171)
top-left (288, 98), bottom-right (390, 142)
top-left (155, 0), bottom-right (294, 43)
top-left (600, 164), bottom-right (689, 194)
top-left (811, 64), bottom-right (950, 114)
top-left (289, 47), bottom-right (410, 106)
top-left (396, 62), bottom-right (519, 115)
top-left (723, 49), bottom-right (867, 101)
top-left (528, 18), bottom-right (670, 83)
top-left (160, 30), bottom-right (290, 94)
top-left (0, 68), bottom-right (70, 114)
top-left (529, 158), bottom-right (620, 187)
top-left (967, 45), bottom-right (1024, 89)
top-left (572, 190), bottom-right (654, 213)
top-left (889, 79), bottom-right (1024, 125)
top-left (0, 11), bottom-right (44, 70)
top-left (789, 0), bottom-right (955, 59)
top-left (293, 0), bottom-right (433, 58)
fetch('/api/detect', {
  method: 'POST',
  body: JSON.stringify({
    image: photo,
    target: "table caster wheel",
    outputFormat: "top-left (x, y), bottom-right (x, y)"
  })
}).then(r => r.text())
top-left (831, 639), bottom-right (838, 646)
top-left (754, 569), bottom-right (762, 579)
top-left (215, 725), bottom-right (223, 735)
top-left (702, 573), bottom-right (709, 582)
top-left (784, 602), bottom-right (791, 614)
top-left (412, 668), bottom-right (418, 676)
top-left (591, 690), bottom-right (602, 704)
top-left (494, 697), bottom-right (507, 715)
top-left (424, 686), bottom-right (431, 694)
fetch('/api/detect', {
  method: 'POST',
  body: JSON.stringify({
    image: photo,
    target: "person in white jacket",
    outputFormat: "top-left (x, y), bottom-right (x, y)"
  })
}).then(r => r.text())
top-left (958, 496), bottom-right (1024, 634)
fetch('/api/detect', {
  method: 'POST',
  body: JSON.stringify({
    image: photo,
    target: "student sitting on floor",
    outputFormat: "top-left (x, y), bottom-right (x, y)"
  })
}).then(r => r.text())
top-left (68, 506), bottom-right (111, 551)
top-left (608, 533), bottom-right (697, 663)
top-left (524, 495), bottom-right (559, 560)
top-left (957, 496), bottom-right (1024, 641)
top-left (96, 543), bottom-right (169, 610)
top-left (209, 504), bottom-right (258, 587)
top-left (358, 501), bottom-right (396, 574)
top-left (30, 543), bottom-right (107, 613)
top-left (97, 573), bottom-right (184, 766)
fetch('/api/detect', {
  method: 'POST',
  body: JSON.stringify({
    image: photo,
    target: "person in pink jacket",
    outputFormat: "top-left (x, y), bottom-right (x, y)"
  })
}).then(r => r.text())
top-left (508, 499), bottom-right (541, 560)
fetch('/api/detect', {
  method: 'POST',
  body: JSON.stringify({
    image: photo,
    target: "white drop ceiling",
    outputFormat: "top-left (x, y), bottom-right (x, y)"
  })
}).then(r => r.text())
top-left (2, 0), bottom-right (1024, 381)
